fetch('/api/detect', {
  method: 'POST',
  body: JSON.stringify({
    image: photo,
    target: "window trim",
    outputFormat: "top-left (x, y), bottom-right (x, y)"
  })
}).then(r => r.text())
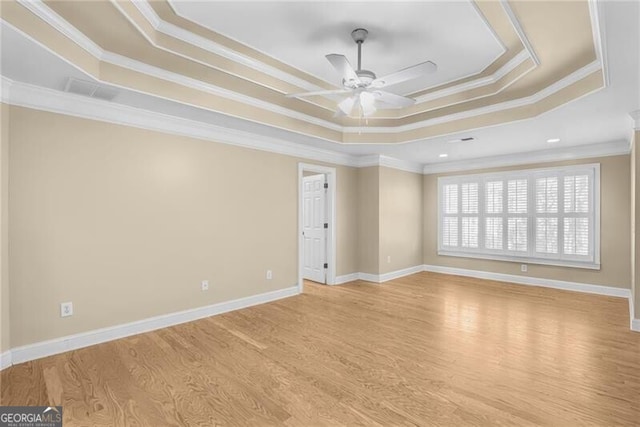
top-left (437, 163), bottom-right (600, 270)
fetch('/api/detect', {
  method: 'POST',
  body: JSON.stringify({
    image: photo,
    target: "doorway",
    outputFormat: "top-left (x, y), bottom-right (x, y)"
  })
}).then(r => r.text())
top-left (298, 163), bottom-right (336, 292)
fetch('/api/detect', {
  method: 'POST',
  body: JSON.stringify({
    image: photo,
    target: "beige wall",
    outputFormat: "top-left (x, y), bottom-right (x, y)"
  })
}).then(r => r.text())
top-left (1, 104), bottom-right (9, 353)
top-left (335, 165), bottom-right (359, 276)
top-left (7, 106), bottom-right (359, 347)
top-left (379, 167), bottom-right (423, 274)
top-left (357, 167), bottom-right (380, 275)
top-left (5, 103), bottom-right (637, 350)
top-left (424, 155), bottom-right (632, 289)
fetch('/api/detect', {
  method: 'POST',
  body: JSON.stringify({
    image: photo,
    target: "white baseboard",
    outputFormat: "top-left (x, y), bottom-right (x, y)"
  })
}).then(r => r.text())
top-left (333, 273), bottom-right (359, 285)
top-left (335, 265), bottom-right (424, 285)
top-left (378, 265), bottom-right (425, 283)
top-left (423, 265), bottom-right (631, 298)
top-left (8, 285), bottom-right (299, 366)
top-left (0, 350), bottom-right (12, 370)
top-left (630, 296), bottom-right (640, 332)
top-left (357, 272), bottom-right (380, 283)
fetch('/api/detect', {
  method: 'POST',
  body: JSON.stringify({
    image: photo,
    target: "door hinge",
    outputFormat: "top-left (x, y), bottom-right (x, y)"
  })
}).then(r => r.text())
top-left (323, 263), bottom-right (328, 269)
top-left (324, 223), bottom-right (328, 229)
top-left (324, 182), bottom-right (328, 189)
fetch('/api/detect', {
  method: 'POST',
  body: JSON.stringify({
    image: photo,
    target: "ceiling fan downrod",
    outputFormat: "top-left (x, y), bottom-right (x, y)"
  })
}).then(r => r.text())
top-left (351, 28), bottom-right (368, 71)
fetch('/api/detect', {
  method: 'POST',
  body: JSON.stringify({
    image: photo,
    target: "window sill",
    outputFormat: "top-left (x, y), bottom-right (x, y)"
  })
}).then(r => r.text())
top-left (437, 250), bottom-right (601, 270)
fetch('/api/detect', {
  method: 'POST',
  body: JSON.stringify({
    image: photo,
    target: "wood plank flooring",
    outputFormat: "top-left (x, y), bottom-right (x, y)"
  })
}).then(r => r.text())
top-left (2, 272), bottom-right (639, 425)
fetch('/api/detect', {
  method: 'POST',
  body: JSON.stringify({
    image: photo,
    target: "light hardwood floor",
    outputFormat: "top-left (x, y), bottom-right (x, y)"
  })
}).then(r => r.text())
top-left (2, 272), bottom-right (639, 425)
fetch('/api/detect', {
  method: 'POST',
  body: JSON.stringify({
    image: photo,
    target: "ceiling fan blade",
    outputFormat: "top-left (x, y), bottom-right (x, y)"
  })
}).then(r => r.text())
top-left (326, 54), bottom-right (361, 84)
top-left (337, 95), bottom-right (357, 115)
top-left (286, 88), bottom-right (352, 98)
top-left (371, 60), bottom-right (437, 88)
top-left (372, 90), bottom-right (416, 109)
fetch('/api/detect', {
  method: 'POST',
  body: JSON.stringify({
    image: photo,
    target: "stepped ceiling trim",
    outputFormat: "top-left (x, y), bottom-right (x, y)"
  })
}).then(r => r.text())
top-left (136, 0), bottom-right (533, 115)
top-left (2, 76), bottom-right (629, 176)
top-left (2, 0), bottom-right (606, 145)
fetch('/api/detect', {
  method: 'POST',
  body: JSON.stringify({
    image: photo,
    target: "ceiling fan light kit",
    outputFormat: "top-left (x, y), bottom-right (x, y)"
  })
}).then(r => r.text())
top-left (286, 28), bottom-right (438, 118)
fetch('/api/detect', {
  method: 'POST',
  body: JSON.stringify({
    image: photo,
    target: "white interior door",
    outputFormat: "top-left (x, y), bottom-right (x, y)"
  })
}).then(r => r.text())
top-left (302, 174), bottom-right (326, 283)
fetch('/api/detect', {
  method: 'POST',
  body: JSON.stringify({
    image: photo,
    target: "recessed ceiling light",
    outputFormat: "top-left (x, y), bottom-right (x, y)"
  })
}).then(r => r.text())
top-left (439, 153), bottom-right (448, 158)
top-left (547, 138), bottom-right (560, 143)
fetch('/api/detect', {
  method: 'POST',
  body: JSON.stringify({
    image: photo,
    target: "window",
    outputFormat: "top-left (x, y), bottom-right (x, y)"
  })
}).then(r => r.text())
top-left (438, 164), bottom-right (600, 269)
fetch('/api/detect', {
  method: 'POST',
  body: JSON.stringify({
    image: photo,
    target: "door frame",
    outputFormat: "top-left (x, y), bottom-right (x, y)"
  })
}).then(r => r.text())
top-left (298, 163), bottom-right (336, 292)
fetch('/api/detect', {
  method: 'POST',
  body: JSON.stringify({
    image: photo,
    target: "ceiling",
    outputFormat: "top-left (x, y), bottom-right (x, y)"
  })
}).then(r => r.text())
top-left (0, 0), bottom-right (639, 169)
top-left (169, 1), bottom-right (505, 95)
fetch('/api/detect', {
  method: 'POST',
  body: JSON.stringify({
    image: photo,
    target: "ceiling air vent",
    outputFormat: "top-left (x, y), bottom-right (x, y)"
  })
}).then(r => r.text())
top-left (64, 78), bottom-right (118, 101)
top-left (447, 137), bottom-right (475, 143)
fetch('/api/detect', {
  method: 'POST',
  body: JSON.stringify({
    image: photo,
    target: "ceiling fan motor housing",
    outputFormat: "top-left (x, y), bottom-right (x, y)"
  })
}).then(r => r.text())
top-left (344, 69), bottom-right (376, 88)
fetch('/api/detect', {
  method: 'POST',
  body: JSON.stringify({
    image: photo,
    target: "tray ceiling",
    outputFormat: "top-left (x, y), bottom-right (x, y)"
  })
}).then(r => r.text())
top-left (0, 0), bottom-right (626, 155)
top-left (169, 1), bottom-right (505, 95)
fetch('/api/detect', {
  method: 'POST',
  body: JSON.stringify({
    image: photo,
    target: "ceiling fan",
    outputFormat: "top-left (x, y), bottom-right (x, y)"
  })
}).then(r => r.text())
top-left (286, 28), bottom-right (437, 117)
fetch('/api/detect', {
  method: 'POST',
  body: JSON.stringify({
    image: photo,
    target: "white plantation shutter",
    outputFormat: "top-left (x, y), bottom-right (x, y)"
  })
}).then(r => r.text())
top-left (461, 183), bottom-right (478, 214)
top-left (535, 177), bottom-right (559, 255)
top-left (485, 217), bottom-right (503, 250)
top-left (461, 183), bottom-right (479, 248)
top-left (438, 164), bottom-right (599, 268)
top-left (507, 179), bottom-right (527, 252)
top-left (485, 181), bottom-right (504, 251)
top-left (564, 218), bottom-right (589, 255)
top-left (443, 217), bottom-right (458, 247)
top-left (442, 184), bottom-right (458, 247)
top-left (508, 179), bottom-right (527, 214)
top-left (486, 181), bottom-right (503, 214)
top-left (536, 177), bottom-right (558, 213)
top-left (563, 174), bottom-right (591, 256)
top-left (536, 218), bottom-right (558, 254)
top-left (443, 184), bottom-right (458, 214)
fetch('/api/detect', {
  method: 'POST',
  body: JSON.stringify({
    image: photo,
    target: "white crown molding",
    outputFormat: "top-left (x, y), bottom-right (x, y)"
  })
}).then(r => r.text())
top-left (99, 51), bottom-right (343, 133)
top-left (8, 285), bottom-right (299, 366)
top-left (8, 1), bottom-right (343, 132)
top-left (346, 59), bottom-right (603, 136)
top-left (16, 0), bottom-right (104, 58)
top-left (500, 0), bottom-right (540, 66)
top-left (414, 49), bottom-right (532, 104)
top-left (423, 139), bottom-right (630, 174)
top-left (116, 0), bottom-right (536, 117)
top-left (1, 76), bottom-right (358, 166)
top-left (379, 156), bottom-right (424, 174)
top-left (352, 155), bottom-right (424, 174)
top-left (10, 0), bottom-right (607, 142)
top-left (423, 265), bottom-right (631, 298)
top-left (129, 0), bottom-right (328, 97)
top-left (589, 0), bottom-right (609, 87)
top-left (150, 0), bottom-right (532, 111)
top-left (3, 77), bottom-right (631, 177)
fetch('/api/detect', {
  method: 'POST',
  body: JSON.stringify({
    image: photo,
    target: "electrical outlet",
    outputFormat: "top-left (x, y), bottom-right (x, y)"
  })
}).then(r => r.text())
top-left (201, 280), bottom-right (209, 291)
top-left (521, 264), bottom-right (528, 273)
top-left (266, 270), bottom-right (273, 280)
top-left (387, 255), bottom-right (391, 264)
top-left (60, 302), bottom-right (73, 317)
